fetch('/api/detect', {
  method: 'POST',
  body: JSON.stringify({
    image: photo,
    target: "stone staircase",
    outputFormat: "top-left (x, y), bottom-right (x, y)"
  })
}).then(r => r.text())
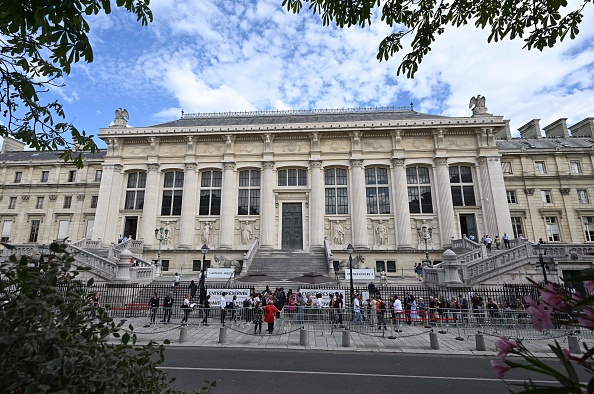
top-left (246, 249), bottom-right (329, 280)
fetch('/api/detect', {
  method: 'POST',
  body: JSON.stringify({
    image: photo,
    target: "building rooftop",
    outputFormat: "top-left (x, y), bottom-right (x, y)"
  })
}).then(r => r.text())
top-left (0, 149), bottom-right (107, 162)
top-left (496, 137), bottom-right (594, 150)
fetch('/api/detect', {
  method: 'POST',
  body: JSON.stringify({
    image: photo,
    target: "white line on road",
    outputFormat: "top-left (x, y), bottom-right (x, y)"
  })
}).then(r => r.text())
top-left (158, 367), bottom-right (556, 384)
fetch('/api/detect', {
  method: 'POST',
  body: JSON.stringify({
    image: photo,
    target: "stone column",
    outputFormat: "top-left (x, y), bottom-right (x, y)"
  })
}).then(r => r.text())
top-left (485, 157), bottom-right (514, 238)
top-left (561, 188), bottom-right (580, 242)
top-left (141, 164), bottom-right (161, 247)
top-left (92, 164), bottom-right (123, 244)
top-left (219, 162), bottom-right (237, 249)
top-left (350, 159), bottom-right (367, 248)
top-left (476, 158), bottom-right (497, 237)
top-left (309, 160), bottom-right (324, 248)
top-left (260, 161), bottom-right (276, 248)
top-left (392, 158), bottom-right (412, 248)
top-left (179, 163), bottom-right (198, 248)
top-left (434, 158), bottom-right (455, 247)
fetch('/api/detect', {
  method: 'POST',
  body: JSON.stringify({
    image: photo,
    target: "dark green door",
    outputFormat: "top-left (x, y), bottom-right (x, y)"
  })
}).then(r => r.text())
top-left (282, 203), bottom-right (303, 250)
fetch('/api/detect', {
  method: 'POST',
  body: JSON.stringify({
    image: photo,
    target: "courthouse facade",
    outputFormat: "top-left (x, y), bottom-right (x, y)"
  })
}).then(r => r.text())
top-left (0, 102), bottom-right (593, 276)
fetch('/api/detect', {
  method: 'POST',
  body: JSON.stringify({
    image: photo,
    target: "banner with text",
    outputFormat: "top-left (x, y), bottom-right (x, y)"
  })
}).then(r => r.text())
top-left (298, 289), bottom-right (346, 308)
top-left (344, 269), bottom-right (375, 281)
top-left (206, 268), bottom-right (235, 279)
top-left (206, 288), bottom-right (251, 305)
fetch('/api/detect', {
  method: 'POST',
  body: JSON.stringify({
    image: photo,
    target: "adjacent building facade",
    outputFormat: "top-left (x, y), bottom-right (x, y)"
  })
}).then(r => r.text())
top-left (0, 103), bottom-right (592, 278)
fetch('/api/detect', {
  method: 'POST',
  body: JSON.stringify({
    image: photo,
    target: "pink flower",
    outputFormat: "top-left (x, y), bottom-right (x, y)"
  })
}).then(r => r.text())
top-left (539, 283), bottom-right (565, 309)
top-left (526, 303), bottom-right (554, 331)
top-left (585, 281), bottom-right (594, 293)
top-left (495, 336), bottom-right (517, 361)
top-left (491, 360), bottom-right (511, 379)
top-left (577, 308), bottom-right (594, 330)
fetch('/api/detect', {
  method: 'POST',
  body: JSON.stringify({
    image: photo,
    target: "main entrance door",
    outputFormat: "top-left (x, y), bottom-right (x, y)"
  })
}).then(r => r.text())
top-left (459, 214), bottom-right (477, 239)
top-left (123, 216), bottom-right (138, 240)
top-left (281, 203), bottom-right (303, 250)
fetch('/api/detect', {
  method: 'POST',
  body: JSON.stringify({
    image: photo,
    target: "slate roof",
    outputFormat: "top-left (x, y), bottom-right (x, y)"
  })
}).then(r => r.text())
top-left (150, 107), bottom-right (451, 128)
top-left (496, 137), bottom-right (594, 150)
top-left (0, 149), bottom-right (107, 161)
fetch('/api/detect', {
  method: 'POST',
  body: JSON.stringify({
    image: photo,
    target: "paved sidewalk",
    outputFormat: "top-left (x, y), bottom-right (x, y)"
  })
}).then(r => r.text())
top-left (119, 317), bottom-right (593, 359)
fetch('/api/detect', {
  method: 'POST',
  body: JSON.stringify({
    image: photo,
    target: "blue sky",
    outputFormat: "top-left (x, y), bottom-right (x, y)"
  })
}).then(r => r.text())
top-left (33, 0), bottom-right (594, 148)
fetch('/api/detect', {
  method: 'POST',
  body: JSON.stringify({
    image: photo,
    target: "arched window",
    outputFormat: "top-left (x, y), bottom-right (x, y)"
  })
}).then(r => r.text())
top-left (406, 166), bottom-right (433, 213)
top-left (125, 172), bottom-right (146, 210)
top-left (161, 171), bottom-right (184, 215)
top-left (449, 165), bottom-right (476, 206)
top-left (365, 167), bottom-right (390, 214)
top-left (199, 170), bottom-right (222, 215)
top-left (238, 169), bottom-right (260, 215)
top-left (325, 168), bottom-right (348, 214)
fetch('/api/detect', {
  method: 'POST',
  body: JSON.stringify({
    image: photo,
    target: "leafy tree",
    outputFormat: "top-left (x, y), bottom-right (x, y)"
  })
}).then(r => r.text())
top-left (282, 0), bottom-right (591, 77)
top-left (0, 243), bottom-right (181, 393)
top-left (0, 0), bottom-right (153, 168)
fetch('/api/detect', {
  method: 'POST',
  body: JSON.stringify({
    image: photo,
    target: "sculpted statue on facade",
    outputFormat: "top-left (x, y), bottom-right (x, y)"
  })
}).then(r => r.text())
top-left (241, 221), bottom-right (252, 245)
top-left (469, 95), bottom-right (488, 116)
top-left (113, 108), bottom-right (129, 127)
top-left (375, 221), bottom-right (387, 245)
top-left (333, 223), bottom-right (344, 245)
top-left (202, 222), bottom-right (212, 244)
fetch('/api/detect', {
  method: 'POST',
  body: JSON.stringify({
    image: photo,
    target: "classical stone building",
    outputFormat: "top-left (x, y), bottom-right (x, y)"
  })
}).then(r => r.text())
top-left (1, 102), bottom-right (593, 284)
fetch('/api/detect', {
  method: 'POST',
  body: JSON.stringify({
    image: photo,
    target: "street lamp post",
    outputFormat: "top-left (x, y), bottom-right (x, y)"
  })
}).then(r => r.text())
top-left (199, 244), bottom-right (209, 305)
top-left (347, 243), bottom-right (354, 302)
top-left (154, 227), bottom-right (170, 277)
top-left (536, 243), bottom-right (548, 283)
top-left (417, 223), bottom-right (433, 266)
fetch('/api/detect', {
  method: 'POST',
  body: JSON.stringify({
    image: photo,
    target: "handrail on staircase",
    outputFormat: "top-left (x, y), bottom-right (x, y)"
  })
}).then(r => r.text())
top-left (323, 237), bottom-right (333, 272)
top-left (242, 238), bottom-right (260, 274)
top-left (64, 243), bottom-right (118, 280)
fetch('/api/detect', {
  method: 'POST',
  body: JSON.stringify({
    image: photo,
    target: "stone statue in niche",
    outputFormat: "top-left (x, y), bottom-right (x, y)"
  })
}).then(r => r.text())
top-left (202, 222), bottom-right (212, 244)
top-left (241, 221), bottom-right (253, 245)
top-left (375, 221), bottom-right (387, 245)
top-left (333, 223), bottom-right (344, 245)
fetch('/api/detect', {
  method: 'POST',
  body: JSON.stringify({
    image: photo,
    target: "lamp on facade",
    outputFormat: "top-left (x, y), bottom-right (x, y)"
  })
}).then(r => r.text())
top-left (347, 243), bottom-right (354, 301)
top-left (154, 227), bottom-right (170, 277)
top-left (536, 242), bottom-right (548, 283)
top-left (417, 223), bottom-right (433, 266)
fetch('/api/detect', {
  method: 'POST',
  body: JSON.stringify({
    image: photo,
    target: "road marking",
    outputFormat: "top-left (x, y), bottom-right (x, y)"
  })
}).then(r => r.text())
top-left (158, 367), bottom-right (556, 384)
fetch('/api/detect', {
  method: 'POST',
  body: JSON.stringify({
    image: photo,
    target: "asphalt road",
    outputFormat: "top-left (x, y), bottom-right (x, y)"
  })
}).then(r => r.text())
top-left (160, 347), bottom-right (573, 393)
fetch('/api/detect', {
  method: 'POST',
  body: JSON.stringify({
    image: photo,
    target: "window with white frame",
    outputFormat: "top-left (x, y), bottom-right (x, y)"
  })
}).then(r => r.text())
top-left (365, 167), bottom-right (390, 214)
top-left (578, 189), bottom-right (589, 204)
top-left (8, 197), bottom-right (16, 209)
top-left (36, 197), bottom-right (44, 209)
top-left (14, 172), bottom-right (22, 183)
top-left (546, 217), bottom-right (561, 241)
top-left (67, 170), bottom-right (76, 182)
top-left (1, 220), bottom-right (13, 242)
top-left (325, 168), bottom-right (349, 215)
top-left (570, 160), bottom-right (582, 174)
top-left (535, 161), bottom-right (546, 175)
top-left (95, 170), bottom-right (103, 182)
top-left (63, 196), bottom-right (72, 209)
top-left (161, 171), bottom-right (184, 215)
top-left (407, 166), bottom-right (433, 213)
top-left (506, 190), bottom-right (517, 204)
top-left (583, 217), bottom-right (594, 242)
top-left (29, 220), bottom-right (40, 243)
top-left (511, 217), bottom-right (524, 239)
top-left (238, 169), bottom-right (260, 215)
top-left (501, 162), bottom-right (513, 174)
top-left (278, 168), bottom-right (307, 186)
top-left (199, 170), bottom-right (221, 215)
top-left (41, 171), bottom-right (49, 182)
top-left (450, 165), bottom-right (476, 206)
top-left (541, 190), bottom-right (553, 204)
top-left (125, 172), bottom-right (146, 210)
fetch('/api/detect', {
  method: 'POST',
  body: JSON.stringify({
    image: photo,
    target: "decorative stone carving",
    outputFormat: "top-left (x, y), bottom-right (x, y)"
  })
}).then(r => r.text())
top-left (240, 221), bottom-right (253, 245)
top-left (185, 162), bottom-right (197, 171)
top-left (201, 222), bottom-right (212, 244)
top-left (77, 195), bottom-right (85, 201)
top-left (392, 158), bottom-right (405, 166)
top-left (524, 188), bottom-right (535, 195)
top-left (469, 95), bottom-right (489, 116)
top-left (49, 195), bottom-right (57, 201)
top-left (262, 161), bottom-right (275, 170)
top-left (350, 159), bottom-right (363, 167)
top-left (310, 160), bottom-right (322, 168)
top-left (283, 143), bottom-right (301, 152)
top-left (559, 188), bottom-right (571, 195)
top-left (21, 196), bottom-right (29, 202)
top-left (333, 221), bottom-right (345, 245)
top-left (375, 220), bottom-right (388, 245)
top-left (223, 162), bottom-right (235, 171)
top-left (112, 108), bottom-right (129, 127)
top-left (435, 158), bottom-right (448, 166)
top-left (147, 163), bottom-right (160, 171)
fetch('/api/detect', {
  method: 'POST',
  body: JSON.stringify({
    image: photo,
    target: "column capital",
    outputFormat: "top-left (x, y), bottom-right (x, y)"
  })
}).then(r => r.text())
top-left (147, 163), bottom-right (160, 172)
top-left (350, 159), bottom-right (363, 167)
top-left (262, 161), bottom-right (275, 170)
top-left (185, 162), bottom-right (198, 171)
top-left (434, 158), bottom-right (448, 166)
top-left (223, 162), bottom-right (236, 171)
top-left (391, 158), bottom-right (405, 166)
top-left (310, 160), bottom-right (323, 168)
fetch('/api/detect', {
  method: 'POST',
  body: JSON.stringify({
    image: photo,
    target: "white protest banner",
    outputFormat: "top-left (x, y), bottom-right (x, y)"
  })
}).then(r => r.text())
top-left (344, 269), bottom-right (375, 281)
top-left (298, 288), bottom-right (346, 307)
top-left (206, 268), bottom-right (235, 279)
top-left (206, 288), bottom-right (251, 305)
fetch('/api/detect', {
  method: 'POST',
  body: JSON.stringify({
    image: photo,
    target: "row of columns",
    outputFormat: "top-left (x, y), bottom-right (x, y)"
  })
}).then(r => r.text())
top-left (92, 157), bottom-right (510, 250)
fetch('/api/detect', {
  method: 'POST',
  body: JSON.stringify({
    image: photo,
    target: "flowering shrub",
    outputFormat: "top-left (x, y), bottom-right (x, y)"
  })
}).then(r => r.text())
top-left (492, 278), bottom-right (594, 392)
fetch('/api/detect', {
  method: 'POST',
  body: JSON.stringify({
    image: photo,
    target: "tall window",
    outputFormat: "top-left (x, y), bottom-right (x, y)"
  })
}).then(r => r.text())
top-left (199, 170), bottom-right (221, 215)
top-left (570, 160), bottom-right (581, 174)
top-left (63, 196), bottom-right (72, 209)
top-left (511, 217), bottom-right (524, 238)
top-left (541, 190), bottom-right (553, 204)
top-left (365, 167), bottom-right (390, 214)
top-left (583, 217), bottom-right (594, 242)
top-left (450, 165), bottom-right (476, 206)
top-left (501, 162), bottom-right (512, 174)
top-left (36, 197), bottom-right (44, 209)
top-left (278, 168), bottom-right (307, 186)
top-left (407, 166), bottom-right (433, 214)
top-left (535, 161), bottom-right (546, 175)
top-left (91, 196), bottom-right (98, 208)
top-left (161, 171), bottom-right (184, 215)
top-left (41, 171), bottom-right (49, 182)
top-left (578, 190), bottom-right (589, 204)
top-left (14, 172), bottom-right (22, 183)
top-left (506, 190), bottom-right (517, 204)
top-left (238, 170), bottom-right (260, 215)
top-left (29, 220), bottom-right (40, 242)
top-left (8, 197), bottom-right (16, 209)
top-left (1, 220), bottom-right (13, 242)
top-left (325, 168), bottom-right (348, 215)
top-left (95, 170), bottom-right (103, 182)
top-left (68, 170), bottom-right (76, 182)
top-left (546, 217), bottom-right (560, 241)
top-left (125, 172), bottom-right (146, 210)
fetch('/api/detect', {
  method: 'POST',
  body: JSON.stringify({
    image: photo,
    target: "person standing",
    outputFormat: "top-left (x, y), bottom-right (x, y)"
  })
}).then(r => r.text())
top-left (393, 295), bottom-right (403, 327)
top-left (162, 291), bottom-right (173, 323)
top-left (91, 292), bottom-right (99, 318)
top-left (253, 301), bottom-right (263, 334)
top-left (380, 269), bottom-right (387, 287)
top-left (263, 300), bottom-right (280, 334)
top-left (173, 272), bottom-right (181, 291)
top-left (376, 296), bottom-right (387, 331)
top-left (188, 280), bottom-right (198, 300)
top-left (297, 292), bottom-right (305, 323)
top-left (368, 281), bottom-right (377, 297)
top-left (220, 292), bottom-right (227, 325)
top-left (181, 294), bottom-right (191, 324)
top-left (495, 236), bottom-right (501, 250)
top-left (335, 293), bottom-right (344, 325)
top-left (351, 294), bottom-right (363, 327)
top-left (201, 295), bottom-right (211, 325)
top-left (502, 233), bottom-right (510, 248)
top-left (415, 263), bottom-right (423, 281)
top-left (149, 292), bottom-right (159, 323)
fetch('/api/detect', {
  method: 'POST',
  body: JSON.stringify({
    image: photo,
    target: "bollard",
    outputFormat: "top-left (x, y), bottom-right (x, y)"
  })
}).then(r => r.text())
top-left (179, 326), bottom-right (188, 343)
top-left (300, 328), bottom-right (309, 346)
top-left (429, 331), bottom-right (439, 350)
top-left (219, 326), bottom-right (227, 344)
top-left (342, 331), bottom-right (350, 347)
top-left (475, 333), bottom-right (486, 351)
top-left (568, 335), bottom-right (581, 354)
